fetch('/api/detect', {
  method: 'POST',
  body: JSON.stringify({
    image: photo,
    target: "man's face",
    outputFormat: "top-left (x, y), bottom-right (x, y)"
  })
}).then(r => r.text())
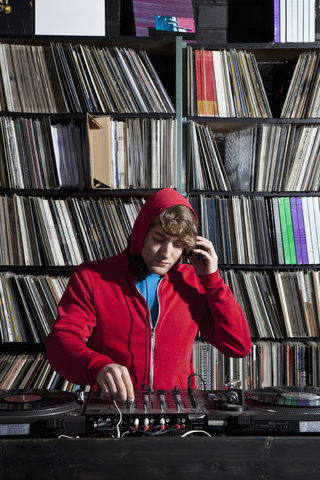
top-left (141, 225), bottom-right (185, 275)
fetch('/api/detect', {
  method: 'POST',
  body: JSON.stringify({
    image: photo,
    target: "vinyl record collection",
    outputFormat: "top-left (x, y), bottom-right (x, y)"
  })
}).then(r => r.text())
top-left (0, 195), bottom-right (144, 266)
top-left (0, 272), bottom-right (69, 343)
top-left (0, 352), bottom-right (74, 392)
top-left (1, 335), bottom-right (320, 392)
top-left (0, 34), bottom-right (320, 406)
top-left (0, 116), bottom-right (176, 190)
top-left (188, 48), bottom-right (320, 120)
top-left (0, 43), bottom-right (175, 114)
top-left (280, 51), bottom-right (320, 118)
top-left (0, 271), bottom-right (73, 391)
top-left (189, 194), bottom-right (320, 266)
top-left (274, 0), bottom-right (316, 43)
top-left (193, 338), bottom-right (320, 391)
top-left (0, 190), bottom-right (318, 391)
top-left (187, 121), bottom-right (320, 192)
top-left (187, 47), bottom-right (272, 118)
top-left (187, 121), bottom-right (231, 191)
top-left (0, 264), bottom-right (318, 391)
top-left (110, 117), bottom-right (177, 189)
top-left (0, 265), bottom-right (319, 382)
top-left (219, 269), bottom-right (320, 339)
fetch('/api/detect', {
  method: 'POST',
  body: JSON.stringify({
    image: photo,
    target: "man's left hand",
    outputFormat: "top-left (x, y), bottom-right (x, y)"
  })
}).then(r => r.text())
top-left (187, 236), bottom-right (218, 276)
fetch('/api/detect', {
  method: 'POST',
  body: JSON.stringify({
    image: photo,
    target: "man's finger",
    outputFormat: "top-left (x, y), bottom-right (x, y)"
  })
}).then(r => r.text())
top-left (121, 367), bottom-right (135, 401)
top-left (112, 366), bottom-right (134, 402)
top-left (105, 370), bottom-right (119, 398)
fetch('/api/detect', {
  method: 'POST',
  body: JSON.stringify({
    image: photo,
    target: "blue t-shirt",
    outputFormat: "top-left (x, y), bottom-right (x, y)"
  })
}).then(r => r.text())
top-left (136, 273), bottom-right (161, 327)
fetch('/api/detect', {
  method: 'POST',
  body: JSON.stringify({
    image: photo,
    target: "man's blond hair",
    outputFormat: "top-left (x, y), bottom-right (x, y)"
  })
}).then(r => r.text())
top-left (149, 205), bottom-right (198, 253)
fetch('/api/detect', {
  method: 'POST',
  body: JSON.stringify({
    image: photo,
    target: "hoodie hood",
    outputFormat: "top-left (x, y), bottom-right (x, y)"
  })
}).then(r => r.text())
top-left (129, 188), bottom-right (197, 257)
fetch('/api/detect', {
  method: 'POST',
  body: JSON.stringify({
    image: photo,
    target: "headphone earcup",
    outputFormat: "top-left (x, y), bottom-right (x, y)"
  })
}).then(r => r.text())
top-left (128, 254), bottom-right (148, 278)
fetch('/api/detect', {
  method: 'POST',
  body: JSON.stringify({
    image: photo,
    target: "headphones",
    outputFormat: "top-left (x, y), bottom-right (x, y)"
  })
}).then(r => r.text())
top-left (126, 236), bottom-right (149, 278)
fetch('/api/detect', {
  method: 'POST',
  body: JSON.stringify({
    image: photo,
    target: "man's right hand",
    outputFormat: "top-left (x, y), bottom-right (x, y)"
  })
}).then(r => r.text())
top-left (96, 363), bottom-right (134, 402)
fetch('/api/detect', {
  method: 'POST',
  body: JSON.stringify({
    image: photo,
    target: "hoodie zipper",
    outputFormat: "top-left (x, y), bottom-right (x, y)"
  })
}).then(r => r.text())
top-left (150, 328), bottom-right (156, 389)
top-left (149, 277), bottom-right (163, 389)
top-left (134, 276), bottom-right (164, 390)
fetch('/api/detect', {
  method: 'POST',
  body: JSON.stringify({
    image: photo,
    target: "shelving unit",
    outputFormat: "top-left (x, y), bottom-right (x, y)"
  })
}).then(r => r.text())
top-left (184, 40), bottom-right (320, 390)
top-left (2, 17), bottom-right (320, 392)
top-left (0, 34), bottom-right (180, 391)
top-left (1, 4), bottom-right (320, 478)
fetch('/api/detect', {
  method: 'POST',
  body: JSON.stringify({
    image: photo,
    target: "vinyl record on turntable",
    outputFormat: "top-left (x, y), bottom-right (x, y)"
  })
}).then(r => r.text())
top-left (0, 388), bottom-right (81, 417)
top-left (245, 386), bottom-right (320, 413)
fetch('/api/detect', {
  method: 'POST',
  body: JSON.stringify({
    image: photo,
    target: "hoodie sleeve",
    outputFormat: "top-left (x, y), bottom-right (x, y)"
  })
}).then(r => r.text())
top-left (45, 264), bottom-right (113, 386)
top-left (197, 270), bottom-right (251, 358)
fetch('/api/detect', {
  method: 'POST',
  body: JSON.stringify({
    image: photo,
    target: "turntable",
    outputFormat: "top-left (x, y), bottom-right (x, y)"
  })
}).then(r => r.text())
top-left (207, 386), bottom-right (320, 436)
top-left (246, 386), bottom-right (320, 412)
top-left (0, 388), bottom-right (85, 437)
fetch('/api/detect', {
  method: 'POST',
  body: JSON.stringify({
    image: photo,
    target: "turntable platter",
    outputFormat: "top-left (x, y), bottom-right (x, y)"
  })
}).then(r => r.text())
top-left (245, 386), bottom-right (320, 412)
top-left (0, 389), bottom-right (81, 417)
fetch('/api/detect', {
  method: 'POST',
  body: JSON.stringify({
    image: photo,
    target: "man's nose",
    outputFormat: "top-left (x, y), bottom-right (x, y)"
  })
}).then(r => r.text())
top-left (160, 241), bottom-right (173, 256)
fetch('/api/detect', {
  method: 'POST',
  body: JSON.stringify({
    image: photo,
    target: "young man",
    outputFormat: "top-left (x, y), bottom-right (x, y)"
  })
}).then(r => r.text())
top-left (46, 188), bottom-right (251, 401)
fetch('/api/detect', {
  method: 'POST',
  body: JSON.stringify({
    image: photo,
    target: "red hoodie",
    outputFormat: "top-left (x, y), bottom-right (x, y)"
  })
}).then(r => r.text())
top-left (46, 188), bottom-right (251, 390)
